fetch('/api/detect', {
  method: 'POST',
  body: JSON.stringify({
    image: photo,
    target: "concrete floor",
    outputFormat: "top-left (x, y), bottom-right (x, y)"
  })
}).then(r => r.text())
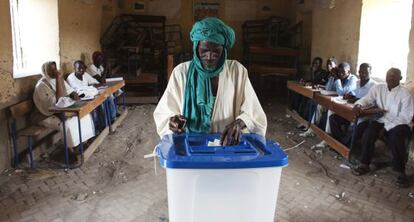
top-left (0, 103), bottom-right (414, 222)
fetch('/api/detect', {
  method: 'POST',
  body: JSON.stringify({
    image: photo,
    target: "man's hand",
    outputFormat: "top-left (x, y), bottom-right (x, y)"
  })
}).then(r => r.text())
top-left (343, 93), bottom-right (355, 100)
top-left (169, 115), bottom-right (187, 134)
top-left (69, 92), bottom-right (80, 101)
top-left (220, 119), bottom-right (246, 146)
top-left (55, 70), bottom-right (65, 80)
top-left (353, 104), bottom-right (363, 116)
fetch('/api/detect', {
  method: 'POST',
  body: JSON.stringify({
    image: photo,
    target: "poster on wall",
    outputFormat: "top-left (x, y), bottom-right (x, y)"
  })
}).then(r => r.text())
top-left (193, 1), bottom-right (220, 21)
top-left (134, 1), bottom-right (145, 12)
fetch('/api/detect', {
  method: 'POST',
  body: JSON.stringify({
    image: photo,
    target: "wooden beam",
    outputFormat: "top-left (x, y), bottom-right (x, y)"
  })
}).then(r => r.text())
top-left (287, 81), bottom-right (317, 99)
top-left (83, 127), bottom-right (109, 162)
top-left (110, 109), bottom-right (128, 133)
top-left (310, 124), bottom-right (350, 159)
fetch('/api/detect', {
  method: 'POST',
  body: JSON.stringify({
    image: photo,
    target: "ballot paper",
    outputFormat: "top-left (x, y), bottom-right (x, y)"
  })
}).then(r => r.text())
top-left (81, 96), bottom-right (95, 101)
top-left (96, 85), bottom-right (108, 90)
top-left (55, 97), bottom-right (75, 108)
top-left (207, 139), bottom-right (221, 147)
top-left (320, 90), bottom-right (338, 96)
top-left (331, 96), bottom-right (347, 104)
top-left (106, 77), bottom-right (124, 82)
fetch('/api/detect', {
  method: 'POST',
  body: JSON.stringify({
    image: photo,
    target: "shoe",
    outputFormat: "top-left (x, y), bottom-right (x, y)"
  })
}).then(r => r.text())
top-left (299, 129), bottom-right (315, 137)
top-left (315, 141), bottom-right (328, 148)
top-left (395, 174), bottom-right (409, 188)
top-left (296, 124), bottom-right (307, 130)
top-left (351, 164), bottom-right (370, 176)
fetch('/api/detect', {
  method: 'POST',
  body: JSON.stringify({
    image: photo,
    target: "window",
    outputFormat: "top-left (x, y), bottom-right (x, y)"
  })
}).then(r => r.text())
top-left (10, 0), bottom-right (60, 78)
top-left (358, 0), bottom-right (413, 81)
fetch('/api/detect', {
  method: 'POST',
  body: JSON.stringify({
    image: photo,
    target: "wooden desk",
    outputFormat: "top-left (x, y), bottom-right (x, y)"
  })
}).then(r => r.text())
top-left (313, 93), bottom-right (332, 109)
top-left (314, 93), bottom-right (386, 122)
top-left (311, 99), bottom-right (385, 158)
top-left (287, 82), bottom-right (386, 158)
top-left (286, 81), bottom-right (318, 127)
top-left (48, 81), bottom-right (126, 168)
top-left (49, 81), bottom-right (125, 118)
top-left (105, 81), bottom-right (125, 95)
top-left (287, 81), bottom-right (319, 99)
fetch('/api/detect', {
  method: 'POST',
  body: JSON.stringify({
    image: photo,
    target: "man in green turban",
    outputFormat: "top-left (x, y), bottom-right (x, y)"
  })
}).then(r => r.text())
top-left (154, 17), bottom-right (267, 145)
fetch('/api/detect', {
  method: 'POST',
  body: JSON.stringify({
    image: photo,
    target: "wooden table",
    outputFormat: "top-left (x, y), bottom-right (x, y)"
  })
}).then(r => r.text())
top-left (314, 94), bottom-right (385, 158)
top-left (49, 81), bottom-right (125, 118)
top-left (287, 81), bottom-right (385, 159)
top-left (49, 81), bottom-right (126, 168)
top-left (287, 81), bottom-right (319, 99)
top-left (286, 81), bottom-right (320, 126)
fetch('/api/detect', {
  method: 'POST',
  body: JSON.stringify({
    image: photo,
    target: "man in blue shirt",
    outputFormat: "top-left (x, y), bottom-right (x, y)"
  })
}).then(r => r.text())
top-left (324, 57), bottom-right (338, 91)
top-left (301, 62), bottom-right (358, 138)
top-left (334, 62), bottom-right (358, 96)
top-left (329, 63), bottom-right (376, 145)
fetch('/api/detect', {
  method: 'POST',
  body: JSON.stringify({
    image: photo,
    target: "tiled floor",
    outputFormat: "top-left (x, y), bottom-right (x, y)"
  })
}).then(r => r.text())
top-left (0, 104), bottom-right (413, 222)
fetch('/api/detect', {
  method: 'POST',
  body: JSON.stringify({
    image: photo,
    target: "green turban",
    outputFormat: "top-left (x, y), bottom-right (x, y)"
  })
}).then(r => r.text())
top-left (183, 17), bottom-right (236, 133)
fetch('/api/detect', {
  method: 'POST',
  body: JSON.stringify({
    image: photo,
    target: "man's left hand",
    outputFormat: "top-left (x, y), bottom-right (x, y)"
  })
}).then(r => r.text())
top-left (220, 119), bottom-right (246, 146)
top-left (69, 92), bottom-right (80, 101)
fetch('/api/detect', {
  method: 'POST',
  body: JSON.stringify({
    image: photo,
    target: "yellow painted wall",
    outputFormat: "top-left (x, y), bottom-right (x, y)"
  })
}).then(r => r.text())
top-left (311, 0), bottom-right (363, 73)
top-left (58, 0), bottom-right (103, 73)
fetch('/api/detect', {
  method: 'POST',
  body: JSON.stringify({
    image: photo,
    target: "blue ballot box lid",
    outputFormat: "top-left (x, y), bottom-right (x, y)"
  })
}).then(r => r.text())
top-left (156, 133), bottom-right (288, 169)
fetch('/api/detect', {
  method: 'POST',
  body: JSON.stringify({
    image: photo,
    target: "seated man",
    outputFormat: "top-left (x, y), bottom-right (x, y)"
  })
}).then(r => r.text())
top-left (301, 62), bottom-right (358, 138)
top-left (296, 57), bottom-right (337, 129)
top-left (352, 68), bottom-right (413, 188)
top-left (67, 60), bottom-right (117, 130)
top-left (290, 57), bottom-right (327, 125)
top-left (309, 57), bottom-right (328, 86)
top-left (329, 63), bottom-right (376, 145)
top-left (67, 60), bottom-right (100, 98)
top-left (324, 57), bottom-right (339, 91)
top-left (88, 51), bottom-right (106, 83)
top-left (153, 17), bottom-right (267, 144)
top-left (33, 61), bottom-right (95, 161)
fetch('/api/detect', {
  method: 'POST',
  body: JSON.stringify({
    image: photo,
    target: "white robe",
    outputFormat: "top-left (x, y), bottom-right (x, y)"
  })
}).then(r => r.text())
top-left (33, 78), bottom-right (95, 148)
top-left (67, 72), bottom-right (99, 98)
top-left (88, 64), bottom-right (104, 77)
top-left (153, 60), bottom-right (267, 137)
top-left (356, 84), bottom-right (414, 131)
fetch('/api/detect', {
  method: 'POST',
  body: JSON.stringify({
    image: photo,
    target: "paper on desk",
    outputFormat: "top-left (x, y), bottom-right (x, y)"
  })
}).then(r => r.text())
top-left (106, 77), bottom-right (124, 82)
top-left (320, 90), bottom-right (338, 96)
top-left (76, 86), bottom-right (99, 98)
top-left (331, 96), bottom-right (347, 104)
top-left (97, 85), bottom-right (108, 90)
top-left (56, 97), bottom-right (75, 108)
top-left (81, 96), bottom-right (95, 101)
top-left (208, 139), bottom-right (221, 147)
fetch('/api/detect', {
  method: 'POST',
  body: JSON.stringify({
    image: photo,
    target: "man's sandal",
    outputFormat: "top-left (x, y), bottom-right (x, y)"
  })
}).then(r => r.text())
top-left (352, 166), bottom-right (370, 176)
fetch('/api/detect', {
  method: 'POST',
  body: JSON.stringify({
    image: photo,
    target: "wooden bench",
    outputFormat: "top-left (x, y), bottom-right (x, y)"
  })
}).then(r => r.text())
top-left (8, 100), bottom-right (57, 167)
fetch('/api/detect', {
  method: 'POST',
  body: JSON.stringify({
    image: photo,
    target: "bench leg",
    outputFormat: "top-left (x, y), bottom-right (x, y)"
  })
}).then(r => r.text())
top-left (10, 120), bottom-right (19, 167)
top-left (122, 87), bottom-right (126, 111)
top-left (77, 114), bottom-right (84, 157)
top-left (105, 100), bottom-right (112, 130)
top-left (60, 114), bottom-right (70, 169)
top-left (27, 136), bottom-right (34, 168)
